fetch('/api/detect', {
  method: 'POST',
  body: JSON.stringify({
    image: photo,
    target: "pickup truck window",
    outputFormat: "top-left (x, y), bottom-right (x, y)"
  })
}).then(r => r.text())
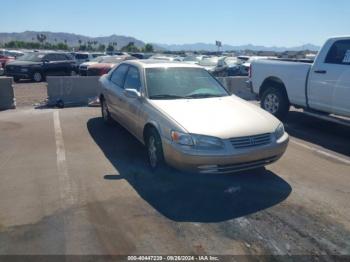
top-left (325, 40), bottom-right (350, 65)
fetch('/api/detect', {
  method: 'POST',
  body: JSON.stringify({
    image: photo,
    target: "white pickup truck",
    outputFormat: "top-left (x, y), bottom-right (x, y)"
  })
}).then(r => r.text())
top-left (250, 36), bottom-right (350, 125)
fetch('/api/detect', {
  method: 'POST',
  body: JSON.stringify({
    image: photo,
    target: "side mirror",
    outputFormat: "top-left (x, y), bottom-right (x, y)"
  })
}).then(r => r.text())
top-left (124, 88), bottom-right (141, 99)
top-left (43, 60), bottom-right (49, 64)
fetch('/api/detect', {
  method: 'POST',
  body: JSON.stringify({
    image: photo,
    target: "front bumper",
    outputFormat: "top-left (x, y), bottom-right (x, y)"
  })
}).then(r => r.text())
top-left (162, 133), bottom-right (289, 174)
top-left (5, 69), bottom-right (32, 79)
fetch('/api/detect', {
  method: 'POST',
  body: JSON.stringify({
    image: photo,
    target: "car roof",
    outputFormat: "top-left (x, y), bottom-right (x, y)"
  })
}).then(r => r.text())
top-left (124, 59), bottom-right (202, 69)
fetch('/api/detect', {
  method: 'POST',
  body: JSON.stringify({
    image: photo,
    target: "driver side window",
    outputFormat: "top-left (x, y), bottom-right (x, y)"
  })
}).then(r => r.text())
top-left (110, 64), bottom-right (129, 88)
top-left (124, 66), bottom-right (141, 91)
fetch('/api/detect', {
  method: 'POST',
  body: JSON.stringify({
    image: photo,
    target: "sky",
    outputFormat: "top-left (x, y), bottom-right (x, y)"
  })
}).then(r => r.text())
top-left (1, 0), bottom-right (349, 47)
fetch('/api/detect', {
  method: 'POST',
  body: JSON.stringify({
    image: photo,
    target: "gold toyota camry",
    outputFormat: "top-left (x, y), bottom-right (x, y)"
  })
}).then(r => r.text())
top-left (99, 60), bottom-right (289, 174)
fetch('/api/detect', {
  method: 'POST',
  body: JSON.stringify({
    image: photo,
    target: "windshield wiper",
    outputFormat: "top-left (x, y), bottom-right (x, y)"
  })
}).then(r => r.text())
top-left (149, 94), bottom-right (185, 100)
top-left (185, 93), bottom-right (226, 99)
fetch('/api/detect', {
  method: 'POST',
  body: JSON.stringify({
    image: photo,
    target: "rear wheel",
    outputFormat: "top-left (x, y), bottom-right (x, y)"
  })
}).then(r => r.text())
top-left (32, 72), bottom-right (43, 82)
top-left (145, 128), bottom-right (165, 171)
top-left (261, 87), bottom-right (290, 120)
top-left (101, 98), bottom-right (113, 125)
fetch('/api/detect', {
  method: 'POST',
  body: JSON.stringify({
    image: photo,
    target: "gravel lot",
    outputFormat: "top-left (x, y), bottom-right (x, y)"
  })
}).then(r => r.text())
top-left (13, 81), bottom-right (47, 107)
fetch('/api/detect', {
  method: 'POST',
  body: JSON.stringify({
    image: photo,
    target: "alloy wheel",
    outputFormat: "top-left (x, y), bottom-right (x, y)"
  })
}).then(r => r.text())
top-left (33, 72), bottom-right (42, 82)
top-left (264, 94), bottom-right (280, 114)
top-left (148, 136), bottom-right (158, 168)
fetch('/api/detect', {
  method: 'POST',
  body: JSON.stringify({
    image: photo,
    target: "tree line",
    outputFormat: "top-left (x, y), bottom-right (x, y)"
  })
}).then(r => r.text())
top-left (0, 34), bottom-right (154, 53)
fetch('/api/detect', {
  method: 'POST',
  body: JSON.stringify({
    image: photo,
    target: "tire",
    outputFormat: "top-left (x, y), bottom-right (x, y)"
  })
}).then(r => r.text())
top-left (145, 128), bottom-right (165, 171)
top-left (13, 77), bottom-right (21, 83)
top-left (56, 100), bottom-right (64, 108)
top-left (101, 98), bottom-right (113, 125)
top-left (32, 72), bottom-right (43, 82)
top-left (261, 87), bottom-right (290, 120)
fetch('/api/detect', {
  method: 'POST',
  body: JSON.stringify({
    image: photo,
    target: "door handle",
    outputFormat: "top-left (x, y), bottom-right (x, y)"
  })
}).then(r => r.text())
top-left (314, 70), bottom-right (327, 74)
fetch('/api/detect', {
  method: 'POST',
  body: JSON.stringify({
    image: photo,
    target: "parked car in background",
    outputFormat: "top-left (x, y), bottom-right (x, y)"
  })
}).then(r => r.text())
top-left (198, 57), bottom-right (221, 73)
top-left (182, 55), bottom-right (201, 65)
top-left (6, 50), bottom-right (24, 58)
top-left (250, 36), bottom-right (350, 124)
top-left (79, 56), bottom-right (109, 76)
top-left (99, 60), bottom-right (289, 173)
top-left (5, 52), bottom-right (78, 82)
top-left (0, 54), bottom-right (15, 68)
top-left (87, 55), bottom-right (136, 76)
top-left (0, 64), bottom-right (4, 76)
top-left (149, 55), bottom-right (183, 62)
top-left (72, 52), bottom-right (103, 65)
top-left (130, 53), bottom-right (153, 59)
top-left (211, 57), bottom-right (249, 77)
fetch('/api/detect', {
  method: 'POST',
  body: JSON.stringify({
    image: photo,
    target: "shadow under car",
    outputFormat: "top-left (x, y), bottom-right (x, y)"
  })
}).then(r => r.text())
top-left (87, 117), bottom-right (292, 223)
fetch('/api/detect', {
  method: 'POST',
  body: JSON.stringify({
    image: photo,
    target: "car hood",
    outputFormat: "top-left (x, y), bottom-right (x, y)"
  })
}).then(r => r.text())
top-left (89, 63), bottom-right (115, 69)
top-left (150, 95), bottom-right (280, 139)
top-left (80, 61), bottom-right (98, 67)
top-left (6, 60), bottom-right (42, 66)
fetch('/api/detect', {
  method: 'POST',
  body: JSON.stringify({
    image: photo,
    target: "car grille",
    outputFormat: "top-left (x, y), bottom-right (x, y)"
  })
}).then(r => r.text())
top-left (230, 133), bottom-right (272, 149)
top-left (87, 68), bottom-right (101, 76)
top-left (5, 65), bottom-right (20, 73)
top-left (198, 156), bottom-right (278, 174)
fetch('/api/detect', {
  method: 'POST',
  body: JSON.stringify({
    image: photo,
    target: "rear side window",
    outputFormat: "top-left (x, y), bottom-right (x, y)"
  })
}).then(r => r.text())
top-left (325, 40), bottom-right (350, 65)
top-left (44, 54), bottom-right (58, 61)
top-left (56, 54), bottom-right (68, 61)
top-left (124, 66), bottom-right (141, 91)
top-left (75, 54), bottom-right (89, 60)
top-left (110, 64), bottom-right (129, 87)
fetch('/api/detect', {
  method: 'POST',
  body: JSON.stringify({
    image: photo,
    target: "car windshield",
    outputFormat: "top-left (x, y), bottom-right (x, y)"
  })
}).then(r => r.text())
top-left (199, 58), bottom-right (219, 66)
top-left (146, 67), bottom-right (229, 99)
top-left (16, 53), bottom-right (45, 62)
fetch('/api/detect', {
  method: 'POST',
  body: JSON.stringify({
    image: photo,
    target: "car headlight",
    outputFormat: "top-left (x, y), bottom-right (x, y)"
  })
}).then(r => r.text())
top-left (192, 134), bottom-right (224, 149)
top-left (171, 131), bottom-right (224, 149)
top-left (171, 131), bottom-right (194, 146)
top-left (274, 123), bottom-right (285, 140)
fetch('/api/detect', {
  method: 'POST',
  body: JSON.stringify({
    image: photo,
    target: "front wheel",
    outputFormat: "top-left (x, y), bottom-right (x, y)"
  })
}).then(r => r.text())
top-left (261, 87), bottom-right (290, 120)
top-left (146, 129), bottom-right (165, 171)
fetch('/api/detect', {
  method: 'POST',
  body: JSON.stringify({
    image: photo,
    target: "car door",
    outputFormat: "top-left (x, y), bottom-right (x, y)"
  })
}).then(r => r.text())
top-left (121, 66), bottom-right (144, 138)
top-left (324, 40), bottom-right (350, 116)
top-left (54, 54), bottom-right (70, 75)
top-left (308, 40), bottom-right (350, 115)
top-left (42, 54), bottom-right (59, 76)
top-left (105, 64), bottom-right (129, 125)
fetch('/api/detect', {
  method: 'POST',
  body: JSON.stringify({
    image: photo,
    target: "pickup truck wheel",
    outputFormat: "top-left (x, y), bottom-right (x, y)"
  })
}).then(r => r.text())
top-left (261, 87), bottom-right (289, 120)
top-left (146, 128), bottom-right (165, 171)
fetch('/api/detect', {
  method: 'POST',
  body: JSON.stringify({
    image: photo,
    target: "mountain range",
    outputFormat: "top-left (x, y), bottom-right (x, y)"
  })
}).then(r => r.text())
top-left (0, 31), bottom-right (320, 52)
top-left (156, 43), bottom-right (320, 52)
